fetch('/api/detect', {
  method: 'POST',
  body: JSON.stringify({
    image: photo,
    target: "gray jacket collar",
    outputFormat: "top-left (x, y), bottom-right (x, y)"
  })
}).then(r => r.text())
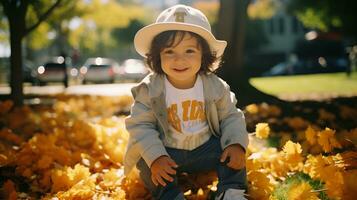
top-left (141, 73), bottom-right (218, 102)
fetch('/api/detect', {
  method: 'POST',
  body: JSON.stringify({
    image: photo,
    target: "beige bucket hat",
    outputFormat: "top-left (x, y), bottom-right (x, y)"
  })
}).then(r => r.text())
top-left (134, 4), bottom-right (227, 58)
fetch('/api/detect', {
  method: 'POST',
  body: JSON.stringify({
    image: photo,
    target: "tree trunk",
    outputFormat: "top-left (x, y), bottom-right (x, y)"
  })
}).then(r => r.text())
top-left (1, 0), bottom-right (61, 106)
top-left (216, 0), bottom-right (282, 106)
top-left (6, 2), bottom-right (27, 106)
top-left (9, 26), bottom-right (24, 106)
top-left (216, 0), bottom-right (248, 81)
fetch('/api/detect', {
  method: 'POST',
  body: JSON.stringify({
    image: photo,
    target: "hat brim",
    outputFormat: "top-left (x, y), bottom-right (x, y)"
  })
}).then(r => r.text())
top-left (134, 22), bottom-right (227, 58)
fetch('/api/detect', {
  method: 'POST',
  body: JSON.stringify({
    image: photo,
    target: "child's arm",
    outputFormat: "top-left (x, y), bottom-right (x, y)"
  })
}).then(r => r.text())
top-left (125, 84), bottom-right (169, 169)
top-left (215, 81), bottom-right (248, 169)
top-left (215, 81), bottom-right (249, 153)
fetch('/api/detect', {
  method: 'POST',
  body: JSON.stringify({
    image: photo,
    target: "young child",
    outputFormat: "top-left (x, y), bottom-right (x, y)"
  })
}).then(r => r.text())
top-left (124, 4), bottom-right (249, 200)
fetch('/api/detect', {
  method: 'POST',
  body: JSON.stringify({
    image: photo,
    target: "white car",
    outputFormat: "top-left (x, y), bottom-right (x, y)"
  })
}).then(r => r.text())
top-left (117, 59), bottom-right (149, 82)
top-left (80, 57), bottom-right (119, 84)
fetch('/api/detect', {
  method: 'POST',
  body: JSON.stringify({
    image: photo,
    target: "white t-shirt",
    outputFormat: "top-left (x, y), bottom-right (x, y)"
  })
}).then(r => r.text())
top-left (163, 75), bottom-right (211, 150)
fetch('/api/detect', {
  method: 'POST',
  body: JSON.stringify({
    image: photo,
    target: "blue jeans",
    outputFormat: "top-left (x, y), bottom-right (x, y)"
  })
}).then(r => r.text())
top-left (136, 136), bottom-right (247, 200)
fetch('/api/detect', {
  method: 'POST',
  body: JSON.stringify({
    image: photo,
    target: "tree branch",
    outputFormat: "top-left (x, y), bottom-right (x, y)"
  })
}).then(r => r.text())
top-left (24, 0), bottom-right (62, 36)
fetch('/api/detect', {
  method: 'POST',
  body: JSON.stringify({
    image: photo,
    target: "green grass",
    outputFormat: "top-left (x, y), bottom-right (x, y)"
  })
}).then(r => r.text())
top-left (250, 72), bottom-right (357, 97)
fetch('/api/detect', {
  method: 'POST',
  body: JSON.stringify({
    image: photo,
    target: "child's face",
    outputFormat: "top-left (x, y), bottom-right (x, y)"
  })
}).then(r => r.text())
top-left (160, 32), bottom-right (202, 89)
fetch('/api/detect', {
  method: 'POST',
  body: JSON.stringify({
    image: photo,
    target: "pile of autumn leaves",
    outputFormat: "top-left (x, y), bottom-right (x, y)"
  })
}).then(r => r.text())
top-left (0, 95), bottom-right (356, 200)
top-left (245, 103), bottom-right (357, 200)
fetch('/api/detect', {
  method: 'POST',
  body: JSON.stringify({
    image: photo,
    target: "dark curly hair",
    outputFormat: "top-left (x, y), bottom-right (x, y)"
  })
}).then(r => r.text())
top-left (145, 31), bottom-right (221, 74)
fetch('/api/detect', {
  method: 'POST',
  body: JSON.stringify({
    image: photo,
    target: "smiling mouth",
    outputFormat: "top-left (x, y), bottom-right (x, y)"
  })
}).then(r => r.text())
top-left (173, 68), bottom-right (189, 72)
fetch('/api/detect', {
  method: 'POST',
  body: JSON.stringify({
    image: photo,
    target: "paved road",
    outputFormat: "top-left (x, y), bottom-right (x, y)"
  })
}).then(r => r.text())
top-left (0, 83), bottom-right (137, 97)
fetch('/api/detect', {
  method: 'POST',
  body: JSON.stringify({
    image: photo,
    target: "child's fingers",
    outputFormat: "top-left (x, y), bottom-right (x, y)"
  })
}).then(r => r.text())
top-left (151, 174), bottom-right (158, 186)
top-left (220, 150), bottom-right (228, 162)
top-left (157, 175), bottom-right (167, 186)
top-left (160, 171), bottom-right (174, 182)
top-left (227, 156), bottom-right (238, 168)
top-left (227, 156), bottom-right (245, 170)
top-left (237, 157), bottom-right (246, 169)
top-left (167, 159), bottom-right (178, 168)
top-left (165, 166), bottom-right (177, 175)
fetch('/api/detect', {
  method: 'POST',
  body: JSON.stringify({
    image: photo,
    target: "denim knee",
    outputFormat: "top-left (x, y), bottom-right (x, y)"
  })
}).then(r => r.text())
top-left (217, 165), bottom-right (247, 195)
top-left (136, 158), bottom-right (184, 200)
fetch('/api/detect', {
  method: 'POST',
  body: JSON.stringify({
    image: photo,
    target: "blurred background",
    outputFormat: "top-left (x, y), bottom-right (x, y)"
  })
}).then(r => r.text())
top-left (0, 0), bottom-right (356, 106)
top-left (1, 2), bottom-right (357, 200)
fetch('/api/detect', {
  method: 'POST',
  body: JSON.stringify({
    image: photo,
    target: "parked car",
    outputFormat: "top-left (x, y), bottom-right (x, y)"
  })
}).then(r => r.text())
top-left (2, 59), bottom-right (39, 85)
top-left (23, 60), bottom-right (39, 85)
top-left (117, 59), bottom-right (149, 82)
top-left (262, 38), bottom-right (349, 76)
top-left (79, 57), bottom-right (119, 84)
top-left (36, 56), bottom-right (71, 87)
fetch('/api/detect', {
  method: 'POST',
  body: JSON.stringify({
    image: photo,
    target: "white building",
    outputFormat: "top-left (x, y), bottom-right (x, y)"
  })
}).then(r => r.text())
top-left (259, 4), bottom-right (307, 56)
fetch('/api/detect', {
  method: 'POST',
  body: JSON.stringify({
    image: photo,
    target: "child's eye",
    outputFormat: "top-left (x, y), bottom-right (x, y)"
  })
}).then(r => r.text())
top-left (186, 49), bottom-right (196, 54)
top-left (163, 49), bottom-right (174, 54)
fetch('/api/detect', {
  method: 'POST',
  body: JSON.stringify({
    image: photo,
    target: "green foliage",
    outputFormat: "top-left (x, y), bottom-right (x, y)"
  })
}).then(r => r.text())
top-left (0, 5), bottom-right (9, 43)
top-left (25, 0), bottom-right (87, 50)
top-left (68, 0), bottom-right (148, 55)
top-left (20, 0), bottom-right (149, 56)
top-left (25, 0), bottom-right (83, 26)
top-left (0, 22), bottom-right (8, 42)
top-left (295, 8), bottom-right (329, 32)
top-left (288, 0), bottom-right (357, 38)
top-left (112, 19), bottom-right (144, 45)
top-left (272, 172), bottom-right (329, 200)
top-left (267, 136), bottom-right (280, 148)
top-left (26, 23), bottom-right (51, 50)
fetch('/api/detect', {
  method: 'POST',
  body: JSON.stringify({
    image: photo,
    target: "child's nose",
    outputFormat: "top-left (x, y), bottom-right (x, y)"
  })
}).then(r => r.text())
top-left (173, 53), bottom-right (186, 61)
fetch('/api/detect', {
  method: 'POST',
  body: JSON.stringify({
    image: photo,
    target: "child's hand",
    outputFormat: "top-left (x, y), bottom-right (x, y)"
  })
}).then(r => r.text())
top-left (220, 144), bottom-right (246, 170)
top-left (150, 155), bottom-right (178, 187)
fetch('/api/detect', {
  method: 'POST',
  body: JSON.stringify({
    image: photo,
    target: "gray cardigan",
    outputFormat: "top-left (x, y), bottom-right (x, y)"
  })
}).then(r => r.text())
top-left (124, 73), bottom-right (248, 175)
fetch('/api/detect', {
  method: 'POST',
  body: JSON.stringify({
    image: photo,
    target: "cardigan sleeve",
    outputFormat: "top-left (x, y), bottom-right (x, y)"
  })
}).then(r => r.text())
top-left (215, 81), bottom-right (249, 150)
top-left (125, 83), bottom-right (169, 168)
